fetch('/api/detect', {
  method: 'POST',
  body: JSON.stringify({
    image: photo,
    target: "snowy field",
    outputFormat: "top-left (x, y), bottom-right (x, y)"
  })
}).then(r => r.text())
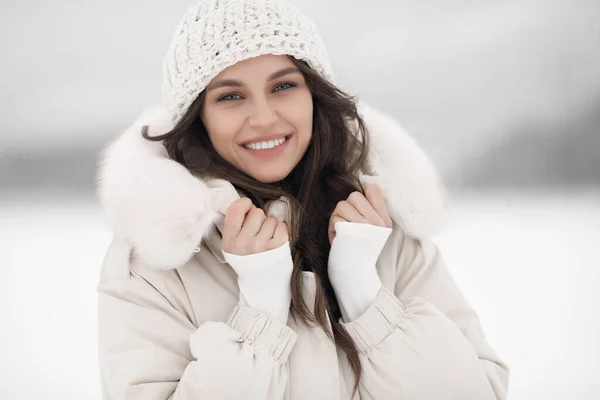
top-left (1, 188), bottom-right (599, 399)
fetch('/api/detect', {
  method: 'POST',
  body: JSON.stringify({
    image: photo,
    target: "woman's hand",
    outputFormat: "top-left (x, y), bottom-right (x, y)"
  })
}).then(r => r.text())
top-left (328, 184), bottom-right (392, 245)
top-left (222, 198), bottom-right (293, 323)
top-left (223, 198), bottom-right (289, 256)
top-left (327, 184), bottom-right (393, 321)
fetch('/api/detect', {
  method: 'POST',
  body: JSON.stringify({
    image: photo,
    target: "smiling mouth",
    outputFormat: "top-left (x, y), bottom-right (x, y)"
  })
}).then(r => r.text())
top-left (243, 136), bottom-right (289, 150)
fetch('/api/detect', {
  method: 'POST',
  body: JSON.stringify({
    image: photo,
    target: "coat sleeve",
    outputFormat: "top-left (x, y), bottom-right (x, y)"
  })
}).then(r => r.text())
top-left (97, 269), bottom-right (296, 400)
top-left (341, 231), bottom-right (510, 400)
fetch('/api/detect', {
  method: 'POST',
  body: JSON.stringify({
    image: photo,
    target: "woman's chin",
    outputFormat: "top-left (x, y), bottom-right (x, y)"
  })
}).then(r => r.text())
top-left (246, 165), bottom-right (294, 184)
top-left (249, 171), bottom-right (290, 184)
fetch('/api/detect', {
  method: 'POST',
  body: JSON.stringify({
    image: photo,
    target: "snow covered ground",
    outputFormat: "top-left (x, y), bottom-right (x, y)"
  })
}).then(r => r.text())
top-left (1, 188), bottom-right (599, 399)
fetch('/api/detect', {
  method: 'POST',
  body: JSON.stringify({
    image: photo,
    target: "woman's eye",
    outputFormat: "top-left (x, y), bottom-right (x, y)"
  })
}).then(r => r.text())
top-left (218, 93), bottom-right (242, 101)
top-left (273, 82), bottom-right (296, 92)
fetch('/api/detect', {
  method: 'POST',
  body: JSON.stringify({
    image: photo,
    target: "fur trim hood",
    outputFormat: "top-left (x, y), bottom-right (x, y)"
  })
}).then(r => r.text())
top-left (97, 104), bottom-right (447, 270)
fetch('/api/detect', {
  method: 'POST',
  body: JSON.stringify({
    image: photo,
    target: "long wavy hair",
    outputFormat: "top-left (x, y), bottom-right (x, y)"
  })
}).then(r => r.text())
top-left (143, 57), bottom-right (370, 394)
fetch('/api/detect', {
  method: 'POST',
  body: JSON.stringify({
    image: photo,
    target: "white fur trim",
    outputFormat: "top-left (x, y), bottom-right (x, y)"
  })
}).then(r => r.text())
top-left (359, 104), bottom-right (447, 238)
top-left (97, 104), bottom-right (446, 270)
top-left (97, 107), bottom-right (218, 270)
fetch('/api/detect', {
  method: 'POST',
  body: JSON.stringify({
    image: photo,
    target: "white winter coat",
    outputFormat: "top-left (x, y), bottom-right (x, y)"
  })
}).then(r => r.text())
top-left (96, 104), bottom-right (510, 399)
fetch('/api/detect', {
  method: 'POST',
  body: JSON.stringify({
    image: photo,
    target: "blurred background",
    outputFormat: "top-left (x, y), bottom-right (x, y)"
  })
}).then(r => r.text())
top-left (1, 0), bottom-right (599, 398)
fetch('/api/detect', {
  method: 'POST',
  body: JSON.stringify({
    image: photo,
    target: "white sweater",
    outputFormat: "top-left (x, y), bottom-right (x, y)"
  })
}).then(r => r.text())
top-left (222, 222), bottom-right (392, 323)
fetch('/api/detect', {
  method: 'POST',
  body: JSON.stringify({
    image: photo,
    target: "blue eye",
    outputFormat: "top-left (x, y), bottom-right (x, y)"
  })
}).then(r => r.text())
top-left (218, 93), bottom-right (242, 101)
top-left (273, 82), bottom-right (296, 92)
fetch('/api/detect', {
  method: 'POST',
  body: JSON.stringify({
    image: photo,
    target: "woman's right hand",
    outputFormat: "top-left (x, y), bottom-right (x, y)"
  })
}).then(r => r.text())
top-left (222, 198), bottom-right (293, 323)
top-left (222, 198), bottom-right (289, 256)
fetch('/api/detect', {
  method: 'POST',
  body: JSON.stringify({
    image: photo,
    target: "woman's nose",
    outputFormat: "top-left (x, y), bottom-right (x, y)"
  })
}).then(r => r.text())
top-left (248, 98), bottom-right (278, 129)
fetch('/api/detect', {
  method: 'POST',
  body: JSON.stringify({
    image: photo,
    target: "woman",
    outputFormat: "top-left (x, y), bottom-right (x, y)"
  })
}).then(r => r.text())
top-left (96, 0), bottom-right (509, 399)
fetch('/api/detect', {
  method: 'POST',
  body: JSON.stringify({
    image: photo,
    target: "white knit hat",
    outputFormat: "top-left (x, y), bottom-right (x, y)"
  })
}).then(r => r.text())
top-left (162, 0), bottom-right (335, 124)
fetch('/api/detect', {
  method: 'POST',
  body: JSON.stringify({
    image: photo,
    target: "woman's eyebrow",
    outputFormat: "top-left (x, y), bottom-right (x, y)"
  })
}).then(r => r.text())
top-left (268, 67), bottom-right (301, 81)
top-left (207, 67), bottom-right (301, 92)
top-left (206, 79), bottom-right (243, 92)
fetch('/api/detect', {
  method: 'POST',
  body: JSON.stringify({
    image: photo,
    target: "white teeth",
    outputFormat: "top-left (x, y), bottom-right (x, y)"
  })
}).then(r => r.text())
top-left (244, 137), bottom-right (287, 150)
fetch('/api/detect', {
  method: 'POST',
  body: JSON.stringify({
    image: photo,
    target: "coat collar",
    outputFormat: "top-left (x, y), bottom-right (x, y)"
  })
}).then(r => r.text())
top-left (96, 103), bottom-right (447, 270)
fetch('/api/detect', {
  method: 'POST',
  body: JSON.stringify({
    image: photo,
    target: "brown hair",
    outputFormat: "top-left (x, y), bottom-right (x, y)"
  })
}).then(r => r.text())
top-left (143, 57), bottom-right (369, 394)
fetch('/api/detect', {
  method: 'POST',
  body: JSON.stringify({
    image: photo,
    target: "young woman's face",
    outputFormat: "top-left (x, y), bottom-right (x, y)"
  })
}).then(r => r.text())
top-left (201, 55), bottom-right (313, 183)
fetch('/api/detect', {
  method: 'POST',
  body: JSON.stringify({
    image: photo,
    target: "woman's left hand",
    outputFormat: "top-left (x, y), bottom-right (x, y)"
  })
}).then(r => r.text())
top-left (328, 184), bottom-right (392, 245)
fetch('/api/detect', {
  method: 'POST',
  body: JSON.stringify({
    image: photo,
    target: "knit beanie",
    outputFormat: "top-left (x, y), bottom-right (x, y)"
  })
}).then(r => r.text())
top-left (162, 0), bottom-right (335, 124)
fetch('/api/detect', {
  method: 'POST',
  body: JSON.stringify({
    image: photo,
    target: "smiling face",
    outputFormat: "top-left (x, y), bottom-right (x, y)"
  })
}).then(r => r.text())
top-left (200, 55), bottom-right (314, 183)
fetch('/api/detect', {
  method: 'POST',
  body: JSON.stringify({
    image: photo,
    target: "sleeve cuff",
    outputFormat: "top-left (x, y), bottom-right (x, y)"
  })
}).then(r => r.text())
top-left (227, 305), bottom-right (297, 363)
top-left (341, 287), bottom-right (407, 353)
top-left (222, 242), bottom-right (293, 324)
top-left (334, 221), bottom-right (393, 240)
top-left (222, 241), bottom-right (291, 267)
